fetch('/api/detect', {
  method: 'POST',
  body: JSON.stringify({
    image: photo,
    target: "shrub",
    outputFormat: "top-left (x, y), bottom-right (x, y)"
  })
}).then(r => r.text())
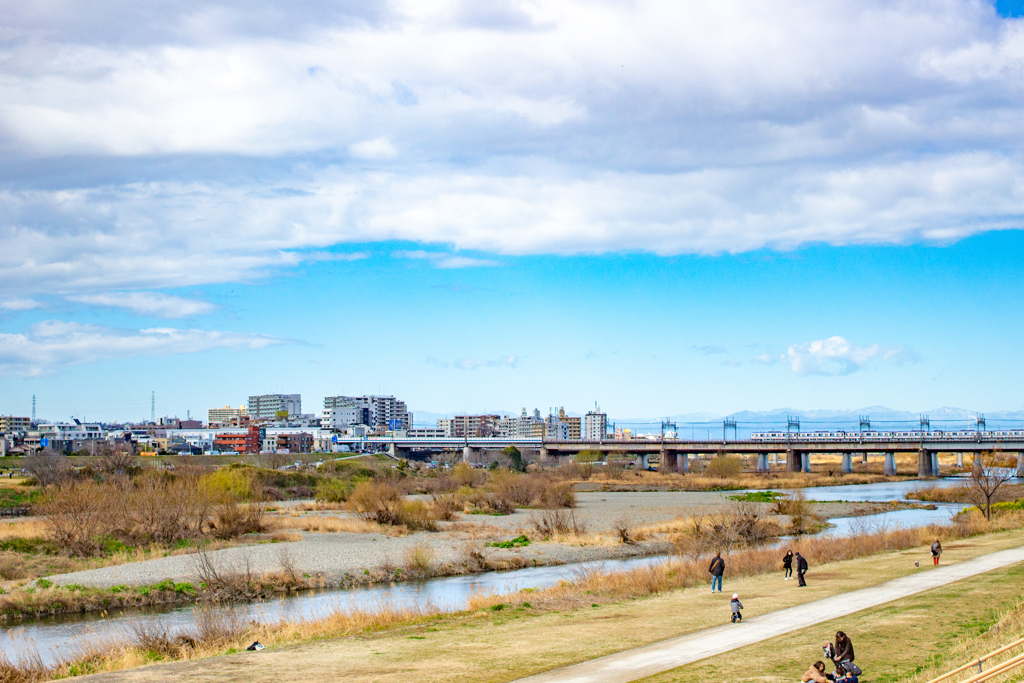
top-left (315, 479), bottom-right (352, 503)
top-left (203, 468), bottom-right (259, 501)
top-left (403, 542), bottom-right (435, 574)
top-left (703, 456), bottom-right (743, 479)
top-left (346, 482), bottom-right (439, 530)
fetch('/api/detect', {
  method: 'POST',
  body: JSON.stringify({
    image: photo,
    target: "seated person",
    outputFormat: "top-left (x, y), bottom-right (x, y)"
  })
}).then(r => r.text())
top-left (801, 661), bottom-right (829, 683)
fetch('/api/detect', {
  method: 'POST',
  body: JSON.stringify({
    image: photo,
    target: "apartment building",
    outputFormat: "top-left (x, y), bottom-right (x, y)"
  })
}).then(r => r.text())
top-left (438, 414), bottom-right (503, 437)
top-left (214, 425), bottom-right (262, 454)
top-left (207, 405), bottom-right (248, 427)
top-left (0, 416), bottom-right (30, 433)
top-left (248, 394), bottom-right (302, 422)
top-left (584, 408), bottom-right (608, 441)
top-left (323, 395), bottom-right (411, 433)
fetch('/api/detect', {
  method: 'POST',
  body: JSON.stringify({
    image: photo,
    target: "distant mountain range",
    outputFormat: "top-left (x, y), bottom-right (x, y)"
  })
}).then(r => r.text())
top-left (413, 406), bottom-right (1024, 434)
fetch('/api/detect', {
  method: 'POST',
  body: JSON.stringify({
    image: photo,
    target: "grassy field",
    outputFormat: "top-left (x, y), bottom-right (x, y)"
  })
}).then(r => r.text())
top-left (638, 564), bottom-right (1024, 683)
top-left (65, 527), bottom-right (1024, 683)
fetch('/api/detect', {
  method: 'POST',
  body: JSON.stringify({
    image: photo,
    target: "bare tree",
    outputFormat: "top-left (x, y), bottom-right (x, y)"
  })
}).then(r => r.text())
top-left (96, 441), bottom-right (137, 475)
top-left (966, 451), bottom-right (1017, 520)
top-left (23, 450), bottom-right (74, 487)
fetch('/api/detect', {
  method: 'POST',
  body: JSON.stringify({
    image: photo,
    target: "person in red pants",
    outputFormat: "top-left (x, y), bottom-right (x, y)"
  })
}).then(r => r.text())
top-left (931, 538), bottom-right (942, 566)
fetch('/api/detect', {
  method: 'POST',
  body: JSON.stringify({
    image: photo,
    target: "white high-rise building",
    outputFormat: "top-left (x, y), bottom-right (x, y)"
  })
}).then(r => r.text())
top-left (584, 407), bottom-right (608, 441)
top-left (323, 395), bottom-right (411, 433)
top-left (248, 394), bottom-right (301, 422)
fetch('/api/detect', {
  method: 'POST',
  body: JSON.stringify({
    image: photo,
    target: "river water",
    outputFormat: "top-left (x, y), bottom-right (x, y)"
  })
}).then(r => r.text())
top-left (1, 477), bottom-right (1005, 666)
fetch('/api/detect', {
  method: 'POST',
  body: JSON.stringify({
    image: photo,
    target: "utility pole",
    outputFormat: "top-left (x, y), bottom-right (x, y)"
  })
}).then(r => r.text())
top-left (151, 392), bottom-right (155, 424)
top-left (31, 395), bottom-right (36, 423)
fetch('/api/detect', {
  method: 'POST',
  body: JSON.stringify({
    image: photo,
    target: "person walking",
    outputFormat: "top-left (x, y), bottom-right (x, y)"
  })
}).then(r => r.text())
top-left (730, 593), bottom-right (743, 623)
top-left (796, 551), bottom-right (808, 587)
top-left (783, 549), bottom-right (794, 580)
top-left (709, 552), bottom-right (725, 593)
top-left (931, 538), bottom-right (943, 566)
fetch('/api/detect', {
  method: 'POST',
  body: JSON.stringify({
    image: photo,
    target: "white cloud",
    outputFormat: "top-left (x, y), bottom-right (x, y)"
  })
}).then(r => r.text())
top-left (0, 320), bottom-right (290, 376)
top-left (66, 292), bottom-right (217, 318)
top-left (1, 0), bottom-right (1024, 295)
top-left (393, 250), bottom-right (501, 268)
top-left (0, 299), bottom-right (42, 311)
top-left (781, 336), bottom-right (919, 376)
top-left (426, 354), bottom-right (518, 369)
top-left (693, 345), bottom-right (727, 355)
top-left (349, 137), bottom-right (397, 160)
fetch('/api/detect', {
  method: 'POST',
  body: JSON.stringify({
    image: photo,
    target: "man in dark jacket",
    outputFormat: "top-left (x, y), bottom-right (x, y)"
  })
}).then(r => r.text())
top-left (709, 552), bottom-right (725, 593)
top-left (796, 552), bottom-right (808, 587)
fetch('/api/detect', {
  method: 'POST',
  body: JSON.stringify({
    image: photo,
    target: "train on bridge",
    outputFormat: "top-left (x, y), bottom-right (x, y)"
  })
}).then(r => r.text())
top-left (750, 430), bottom-right (1024, 442)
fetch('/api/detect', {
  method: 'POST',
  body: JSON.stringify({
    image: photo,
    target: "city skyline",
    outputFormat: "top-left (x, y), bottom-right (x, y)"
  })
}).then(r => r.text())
top-left (3, 1), bottom-right (1024, 419)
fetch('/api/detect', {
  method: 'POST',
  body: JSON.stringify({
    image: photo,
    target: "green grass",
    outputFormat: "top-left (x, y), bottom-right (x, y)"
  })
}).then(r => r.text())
top-left (728, 491), bottom-right (784, 503)
top-left (637, 563), bottom-right (1024, 683)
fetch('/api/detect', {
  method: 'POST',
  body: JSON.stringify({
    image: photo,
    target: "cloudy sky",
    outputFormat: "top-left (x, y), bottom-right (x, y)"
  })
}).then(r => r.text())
top-left (2, 0), bottom-right (1023, 423)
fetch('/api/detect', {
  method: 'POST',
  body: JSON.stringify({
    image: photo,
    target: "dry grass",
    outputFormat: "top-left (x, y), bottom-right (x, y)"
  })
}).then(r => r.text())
top-left (0, 519), bottom-right (46, 539)
top-left (898, 599), bottom-right (1024, 683)
top-left (907, 483), bottom-right (1024, 505)
top-left (269, 515), bottom-right (385, 535)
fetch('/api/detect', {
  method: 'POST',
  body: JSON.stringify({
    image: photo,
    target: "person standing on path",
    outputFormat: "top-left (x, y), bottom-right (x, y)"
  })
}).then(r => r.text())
top-left (796, 551), bottom-right (808, 587)
top-left (931, 538), bottom-right (943, 566)
top-left (709, 552), bottom-right (725, 593)
top-left (783, 549), bottom-right (794, 580)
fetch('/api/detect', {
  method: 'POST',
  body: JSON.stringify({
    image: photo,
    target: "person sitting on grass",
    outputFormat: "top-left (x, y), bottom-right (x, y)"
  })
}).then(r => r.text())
top-left (730, 593), bottom-right (743, 623)
top-left (831, 631), bottom-right (855, 671)
top-left (801, 661), bottom-right (829, 683)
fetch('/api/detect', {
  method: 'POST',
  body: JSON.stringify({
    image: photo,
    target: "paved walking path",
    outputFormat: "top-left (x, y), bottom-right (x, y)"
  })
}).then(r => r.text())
top-left (514, 544), bottom-right (1024, 683)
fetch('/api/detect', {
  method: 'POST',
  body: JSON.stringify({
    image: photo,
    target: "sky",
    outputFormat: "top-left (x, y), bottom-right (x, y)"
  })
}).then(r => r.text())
top-left (2, 0), bottom-right (1024, 424)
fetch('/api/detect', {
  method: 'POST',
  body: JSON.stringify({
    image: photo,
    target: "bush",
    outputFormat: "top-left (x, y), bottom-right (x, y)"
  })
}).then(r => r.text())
top-left (346, 482), bottom-right (439, 531)
top-left (703, 456), bottom-right (743, 479)
top-left (315, 479), bottom-right (352, 503)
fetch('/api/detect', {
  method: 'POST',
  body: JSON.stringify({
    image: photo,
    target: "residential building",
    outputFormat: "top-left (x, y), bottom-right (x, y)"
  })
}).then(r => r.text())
top-left (214, 425), bottom-right (262, 454)
top-left (207, 405), bottom-right (248, 427)
top-left (0, 416), bottom-right (31, 433)
top-left (248, 394), bottom-right (302, 422)
top-left (321, 405), bottom-right (370, 430)
top-left (585, 407), bottom-right (608, 441)
top-left (439, 414), bottom-right (503, 437)
top-left (495, 416), bottom-right (517, 438)
top-left (557, 408), bottom-right (581, 440)
top-left (324, 395), bottom-right (411, 433)
top-left (263, 432), bottom-right (313, 453)
top-left (515, 408), bottom-right (545, 439)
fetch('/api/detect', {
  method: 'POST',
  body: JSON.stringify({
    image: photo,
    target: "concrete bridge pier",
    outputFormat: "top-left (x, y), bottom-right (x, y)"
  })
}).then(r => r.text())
top-left (957, 453), bottom-right (964, 468)
top-left (918, 449), bottom-right (933, 478)
top-left (862, 452), bottom-right (869, 463)
top-left (660, 450), bottom-right (678, 473)
top-left (801, 452), bottom-right (811, 473)
top-left (1017, 453), bottom-right (1024, 478)
top-left (771, 453), bottom-right (778, 465)
top-left (539, 445), bottom-right (549, 461)
top-left (786, 449), bottom-right (799, 473)
top-left (756, 453), bottom-right (769, 473)
top-left (841, 452), bottom-right (853, 474)
top-left (884, 453), bottom-right (897, 476)
top-left (932, 452), bottom-right (940, 477)
top-left (678, 453), bottom-right (689, 473)
top-left (637, 453), bottom-right (649, 469)
top-left (462, 446), bottom-right (474, 463)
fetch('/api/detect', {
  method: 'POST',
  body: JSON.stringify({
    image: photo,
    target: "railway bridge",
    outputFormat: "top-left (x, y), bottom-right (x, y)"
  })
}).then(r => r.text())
top-left (333, 436), bottom-right (1024, 478)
